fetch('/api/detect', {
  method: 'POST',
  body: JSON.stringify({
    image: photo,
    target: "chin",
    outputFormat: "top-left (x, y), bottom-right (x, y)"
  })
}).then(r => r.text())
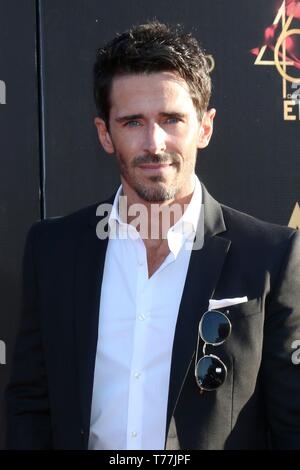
top-left (135, 183), bottom-right (177, 203)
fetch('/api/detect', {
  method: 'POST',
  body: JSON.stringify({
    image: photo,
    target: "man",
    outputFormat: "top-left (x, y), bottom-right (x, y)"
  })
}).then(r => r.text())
top-left (5, 21), bottom-right (300, 450)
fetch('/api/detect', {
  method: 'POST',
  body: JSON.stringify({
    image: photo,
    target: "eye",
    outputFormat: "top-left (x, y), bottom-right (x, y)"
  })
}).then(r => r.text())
top-left (165, 117), bottom-right (181, 124)
top-left (124, 120), bottom-right (142, 127)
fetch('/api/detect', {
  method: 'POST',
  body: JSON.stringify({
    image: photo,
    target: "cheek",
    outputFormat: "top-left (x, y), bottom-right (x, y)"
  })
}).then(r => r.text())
top-left (174, 121), bottom-right (200, 143)
top-left (113, 130), bottom-right (144, 156)
top-left (186, 123), bottom-right (201, 142)
top-left (172, 130), bottom-right (199, 155)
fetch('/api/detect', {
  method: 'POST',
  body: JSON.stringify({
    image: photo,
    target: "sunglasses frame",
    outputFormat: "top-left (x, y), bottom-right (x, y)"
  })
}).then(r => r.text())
top-left (194, 309), bottom-right (232, 392)
top-left (195, 354), bottom-right (228, 391)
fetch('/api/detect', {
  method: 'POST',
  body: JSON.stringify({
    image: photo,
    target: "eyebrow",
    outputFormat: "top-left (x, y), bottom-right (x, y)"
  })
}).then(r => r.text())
top-left (115, 114), bottom-right (144, 123)
top-left (115, 112), bottom-right (187, 123)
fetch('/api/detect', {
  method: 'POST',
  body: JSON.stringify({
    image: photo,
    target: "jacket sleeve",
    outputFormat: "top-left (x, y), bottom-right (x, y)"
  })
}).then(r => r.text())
top-left (262, 229), bottom-right (300, 449)
top-left (5, 222), bottom-right (53, 449)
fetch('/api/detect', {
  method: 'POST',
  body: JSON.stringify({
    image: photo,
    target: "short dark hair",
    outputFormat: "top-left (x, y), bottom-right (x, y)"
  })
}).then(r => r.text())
top-left (93, 20), bottom-right (212, 124)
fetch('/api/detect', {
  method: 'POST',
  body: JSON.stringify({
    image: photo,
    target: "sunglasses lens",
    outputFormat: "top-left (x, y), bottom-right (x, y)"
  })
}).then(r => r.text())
top-left (200, 310), bottom-right (231, 344)
top-left (195, 355), bottom-right (227, 390)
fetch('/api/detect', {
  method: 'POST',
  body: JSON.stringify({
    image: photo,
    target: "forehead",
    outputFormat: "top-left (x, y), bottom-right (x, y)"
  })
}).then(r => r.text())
top-left (109, 72), bottom-right (195, 116)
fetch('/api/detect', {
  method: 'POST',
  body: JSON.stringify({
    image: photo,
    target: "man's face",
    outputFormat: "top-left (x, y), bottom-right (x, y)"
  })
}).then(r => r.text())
top-left (95, 72), bottom-right (215, 203)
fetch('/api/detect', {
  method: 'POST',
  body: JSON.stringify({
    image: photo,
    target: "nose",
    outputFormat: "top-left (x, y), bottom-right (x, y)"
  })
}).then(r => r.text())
top-left (143, 123), bottom-right (167, 155)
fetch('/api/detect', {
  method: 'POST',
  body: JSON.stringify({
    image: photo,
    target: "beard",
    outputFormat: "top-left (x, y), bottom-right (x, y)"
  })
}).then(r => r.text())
top-left (117, 152), bottom-right (183, 202)
top-left (133, 177), bottom-right (179, 202)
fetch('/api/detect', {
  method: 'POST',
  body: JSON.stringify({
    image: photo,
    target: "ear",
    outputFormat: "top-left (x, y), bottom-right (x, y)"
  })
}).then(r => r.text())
top-left (197, 108), bottom-right (216, 149)
top-left (94, 117), bottom-right (115, 154)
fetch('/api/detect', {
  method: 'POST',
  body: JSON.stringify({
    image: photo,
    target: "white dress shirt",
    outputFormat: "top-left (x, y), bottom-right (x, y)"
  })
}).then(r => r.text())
top-left (88, 175), bottom-right (202, 450)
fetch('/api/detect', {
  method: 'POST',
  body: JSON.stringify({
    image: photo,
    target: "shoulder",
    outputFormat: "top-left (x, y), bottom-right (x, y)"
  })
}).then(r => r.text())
top-left (220, 204), bottom-right (300, 270)
top-left (221, 203), bottom-right (297, 245)
top-left (25, 195), bottom-right (115, 246)
top-left (201, 182), bottom-right (297, 251)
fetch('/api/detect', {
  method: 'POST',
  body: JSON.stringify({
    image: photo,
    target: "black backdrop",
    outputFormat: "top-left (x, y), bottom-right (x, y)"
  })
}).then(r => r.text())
top-left (0, 0), bottom-right (299, 449)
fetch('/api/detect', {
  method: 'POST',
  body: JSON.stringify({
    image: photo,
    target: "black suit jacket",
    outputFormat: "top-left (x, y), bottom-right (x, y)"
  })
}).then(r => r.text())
top-left (5, 185), bottom-right (300, 449)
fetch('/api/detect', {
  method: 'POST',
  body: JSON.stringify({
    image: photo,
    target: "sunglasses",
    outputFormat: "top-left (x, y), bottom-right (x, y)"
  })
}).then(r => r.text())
top-left (194, 309), bottom-right (231, 392)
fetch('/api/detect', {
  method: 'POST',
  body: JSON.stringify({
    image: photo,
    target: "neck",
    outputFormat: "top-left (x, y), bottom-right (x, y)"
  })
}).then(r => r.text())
top-left (118, 178), bottom-right (195, 247)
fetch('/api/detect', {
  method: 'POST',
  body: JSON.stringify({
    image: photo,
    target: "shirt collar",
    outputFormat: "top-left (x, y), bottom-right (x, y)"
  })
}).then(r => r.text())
top-left (166, 175), bottom-right (202, 257)
top-left (108, 185), bottom-right (124, 227)
top-left (108, 175), bottom-right (202, 258)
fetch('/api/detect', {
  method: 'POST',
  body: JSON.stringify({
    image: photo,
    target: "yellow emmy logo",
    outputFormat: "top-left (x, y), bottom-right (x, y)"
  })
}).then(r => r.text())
top-left (289, 202), bottom-right (300, 228)
top-left (251, 0), bottom-right (300, 121)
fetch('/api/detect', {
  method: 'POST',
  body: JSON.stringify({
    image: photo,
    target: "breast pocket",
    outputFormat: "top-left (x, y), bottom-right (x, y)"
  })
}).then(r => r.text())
top-left (216, 298), bottom-right (264, 367)
top-left (224, 298), bottom-right (262, 319)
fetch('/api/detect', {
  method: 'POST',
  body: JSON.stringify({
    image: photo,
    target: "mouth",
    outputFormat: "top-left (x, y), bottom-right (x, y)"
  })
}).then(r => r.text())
top-left (138, 163), bottom-right (174, 174)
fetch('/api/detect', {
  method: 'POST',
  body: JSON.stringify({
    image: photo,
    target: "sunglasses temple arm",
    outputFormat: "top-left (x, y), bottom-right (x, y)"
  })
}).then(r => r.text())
top-left (194, 330), bottom-right (200, 372)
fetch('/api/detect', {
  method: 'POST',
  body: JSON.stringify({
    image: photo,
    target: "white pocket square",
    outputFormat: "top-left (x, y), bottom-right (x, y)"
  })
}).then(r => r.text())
top-left (208, 296), bottom-right (248, 311)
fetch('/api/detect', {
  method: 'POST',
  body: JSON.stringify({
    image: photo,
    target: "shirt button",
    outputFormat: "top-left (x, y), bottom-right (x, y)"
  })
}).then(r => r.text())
top-left (131, 431), bottom-right (138, 438)
top-left (134, 372), bottom-right (141, 379)
top-left (138, 314), bottom-right (146, 321)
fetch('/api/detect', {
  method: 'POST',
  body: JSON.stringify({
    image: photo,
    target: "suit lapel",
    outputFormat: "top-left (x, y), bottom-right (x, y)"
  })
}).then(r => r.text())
top-left (74, 200), bottom-right (112, 440)
top-left (165, 185), bottom-right (231, 436)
